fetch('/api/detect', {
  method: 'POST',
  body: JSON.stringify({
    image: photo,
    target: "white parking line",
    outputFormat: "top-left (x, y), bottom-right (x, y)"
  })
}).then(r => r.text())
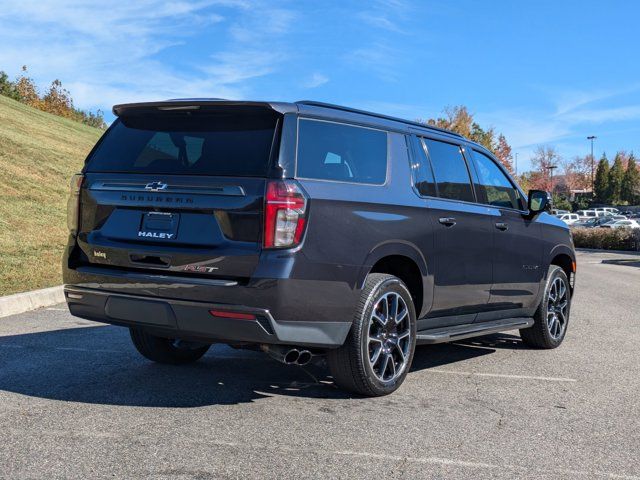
top-left (428, 369), bottom-right (577, 382)
top-left (0, 344), bottom-right (123, 354)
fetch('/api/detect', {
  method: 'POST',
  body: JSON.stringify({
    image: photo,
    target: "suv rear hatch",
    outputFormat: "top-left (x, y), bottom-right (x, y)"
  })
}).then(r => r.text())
top-left (72, 102), bottom-right (283, 280)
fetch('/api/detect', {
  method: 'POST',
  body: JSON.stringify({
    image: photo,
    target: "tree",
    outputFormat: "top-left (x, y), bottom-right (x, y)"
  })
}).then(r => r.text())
top-left (15, 65), bottom-right (39, 107)
top-left (561, 155), bottom-right (591, 193)
top-left (42, 79), bottom-right (74, 118)
top-left (529, 146), bottom-right (561, 192)
top-left (494, 134), bottom-right (514, 174)
top-left (607, 153), bottom-right (625, 204)
top-left (0, 71), bottom-right (20, 101)
top-left (593, 155), bottom-right (610, 203)
top-left (621, 154), bottom-right (640, 204)
top-left (422, 105), bottom-right (514, 172)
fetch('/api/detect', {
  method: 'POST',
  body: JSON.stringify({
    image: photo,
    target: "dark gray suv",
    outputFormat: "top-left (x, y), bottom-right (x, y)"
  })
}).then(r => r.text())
top-left (63, 100), bottom-right (576, 396)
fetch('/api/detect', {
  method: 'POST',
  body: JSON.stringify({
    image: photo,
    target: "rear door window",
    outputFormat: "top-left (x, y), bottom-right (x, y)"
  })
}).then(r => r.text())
top-left (85, 108), bottom-right (280, 176)
top-left (408, 135), bottom-right (436, 197)
top-left (296, 119), bottom-right (387, 184)
top-left (423, 138), bottom-right (475, 202)
top-left (471, 149), bottom-right (524, 210)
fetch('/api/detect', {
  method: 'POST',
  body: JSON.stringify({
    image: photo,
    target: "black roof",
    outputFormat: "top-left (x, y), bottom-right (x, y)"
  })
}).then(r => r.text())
top-left (112, 98), bottom-right (463, 140)
top-left (296, 100), bottom-right (463, 138)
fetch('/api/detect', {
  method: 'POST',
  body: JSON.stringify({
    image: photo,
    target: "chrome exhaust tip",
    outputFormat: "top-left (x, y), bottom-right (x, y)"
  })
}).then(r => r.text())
top-left (296, 350), bottom-right (312, 366)
top-left (261, 345), bottom-right (301, 365)
top-left (284, 349), bottom-right (300, 365)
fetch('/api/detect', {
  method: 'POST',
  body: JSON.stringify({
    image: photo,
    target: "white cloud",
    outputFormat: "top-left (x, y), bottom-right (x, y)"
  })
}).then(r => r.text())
top-left (302, 73), bottom-right (329, 89)
top-left (0, 0), bottom-right (295, 112)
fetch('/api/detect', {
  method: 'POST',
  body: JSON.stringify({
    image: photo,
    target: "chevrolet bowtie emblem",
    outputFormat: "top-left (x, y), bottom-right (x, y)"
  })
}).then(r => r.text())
top-left (145, 181), bottom-right (168, 192)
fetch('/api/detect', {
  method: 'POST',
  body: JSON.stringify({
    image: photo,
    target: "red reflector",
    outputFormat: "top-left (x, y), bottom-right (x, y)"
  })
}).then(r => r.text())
top-left (209, 310), bottom-right (256, 320)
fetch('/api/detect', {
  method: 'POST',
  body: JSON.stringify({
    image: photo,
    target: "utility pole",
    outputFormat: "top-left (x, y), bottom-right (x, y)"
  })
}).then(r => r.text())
top-left (515, 152), bottom-right (519, 176)
top-left (587, 135), bottom-right (597, 195)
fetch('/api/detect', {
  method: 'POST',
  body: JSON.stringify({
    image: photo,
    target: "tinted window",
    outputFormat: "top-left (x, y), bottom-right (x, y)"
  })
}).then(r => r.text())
top-left (297, 120), bottom-right (387, 184)
top-left (86, 109), bottom-right (279, 176)
top-left (472, 150), bottom-right (524, 210)
top-left (423, 139), bottom-right (474, 202)
top-left (409, 135), bottom-right (436, 197)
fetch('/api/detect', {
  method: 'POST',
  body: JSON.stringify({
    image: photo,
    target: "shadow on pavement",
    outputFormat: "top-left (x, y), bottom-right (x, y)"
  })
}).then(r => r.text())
top-left (0, 325), bottom-right (524, 406)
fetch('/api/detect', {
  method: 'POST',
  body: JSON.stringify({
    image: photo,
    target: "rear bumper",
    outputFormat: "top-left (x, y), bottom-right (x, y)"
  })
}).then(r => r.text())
top-left (64, 286), bottom-right (351, 348)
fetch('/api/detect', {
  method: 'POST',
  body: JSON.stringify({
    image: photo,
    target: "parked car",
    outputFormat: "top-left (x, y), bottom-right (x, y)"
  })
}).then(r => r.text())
top-left (572, 218), bottom-right (599, 228)
top-left (576, 209), bottom-right (598, 219)
top-left (556, 213), bottom-right (581, 225)
top-left (601, 219), bottom-right (640, 229)
top-left (62, 99), bottom-right (576, 396)
top-left (594, 207), bottom-right (620, 215)
top-left (551, 209), bottom-right (569, 215)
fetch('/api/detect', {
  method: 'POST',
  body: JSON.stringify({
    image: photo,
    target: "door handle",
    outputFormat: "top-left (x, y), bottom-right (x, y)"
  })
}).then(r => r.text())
top-left (438, 217), bottom-right (457, 227)
top-left (495, 222), bottom-right (509, 231)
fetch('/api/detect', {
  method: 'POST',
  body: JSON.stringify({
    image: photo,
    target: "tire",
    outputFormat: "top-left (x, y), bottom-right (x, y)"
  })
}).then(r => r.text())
top-left (327, 273), bottom-right (417, 396)
top-left (520, 265), bottom-right (571, 349)
top-left (130, 328), bottom-right (211, 365)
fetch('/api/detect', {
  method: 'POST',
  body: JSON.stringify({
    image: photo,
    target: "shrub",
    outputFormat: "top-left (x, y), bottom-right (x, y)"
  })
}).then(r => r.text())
top-left (571, 227), bottom-right (640, 251)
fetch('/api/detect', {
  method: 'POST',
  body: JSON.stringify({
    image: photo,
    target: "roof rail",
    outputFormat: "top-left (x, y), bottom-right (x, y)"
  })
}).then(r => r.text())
top-left (296, 100), bottom-right (464, 138)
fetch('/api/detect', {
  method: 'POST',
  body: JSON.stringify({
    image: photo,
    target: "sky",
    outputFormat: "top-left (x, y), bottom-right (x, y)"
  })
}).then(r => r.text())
top-left (1, 0), bottom-right (639, 172)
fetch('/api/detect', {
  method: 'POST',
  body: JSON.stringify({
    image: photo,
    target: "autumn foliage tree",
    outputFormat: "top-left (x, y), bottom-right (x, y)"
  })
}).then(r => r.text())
top-left (528, 146), bottom-right (561, 192)
top-left (421, 105), bottom-right (514, 173)
top-left (0, 66), bottom-right (105, 129)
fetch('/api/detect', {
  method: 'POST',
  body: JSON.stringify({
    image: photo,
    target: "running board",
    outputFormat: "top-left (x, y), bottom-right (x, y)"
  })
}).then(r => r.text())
top-left (415, 317), bottom-right (534, 345)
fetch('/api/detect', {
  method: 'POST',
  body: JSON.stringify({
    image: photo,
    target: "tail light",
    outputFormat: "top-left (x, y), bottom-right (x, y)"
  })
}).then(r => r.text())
top-left (264, 180), bottom-right (308, 248)
top-left (67, 173), bottom-right (84, 236)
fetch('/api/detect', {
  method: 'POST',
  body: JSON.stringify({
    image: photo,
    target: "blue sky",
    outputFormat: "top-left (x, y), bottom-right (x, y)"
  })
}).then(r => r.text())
top-left (1, 0), bottom-right (639, 172)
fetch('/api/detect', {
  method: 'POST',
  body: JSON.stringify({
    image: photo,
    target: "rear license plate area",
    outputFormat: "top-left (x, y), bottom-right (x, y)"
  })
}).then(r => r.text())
top-left (138, 212), bottom-right (179, 240)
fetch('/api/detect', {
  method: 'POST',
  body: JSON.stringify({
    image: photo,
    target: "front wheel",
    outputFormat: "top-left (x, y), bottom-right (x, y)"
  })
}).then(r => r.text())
top-left (520, 265), bottom-right (571, 349)
top-left (328, 274), bottom-right (417, 396)
top-left (130, 328), bottom-right (211, 364)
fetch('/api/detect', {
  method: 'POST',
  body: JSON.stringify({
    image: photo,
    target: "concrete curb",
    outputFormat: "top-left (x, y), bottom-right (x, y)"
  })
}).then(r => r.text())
top-left (0, 286), bottom-right (65, 318)
top-left (576, 248), bottom-right (640, 256)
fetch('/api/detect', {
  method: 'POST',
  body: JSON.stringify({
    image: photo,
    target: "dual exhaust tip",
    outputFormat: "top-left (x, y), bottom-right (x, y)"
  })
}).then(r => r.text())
top-left (261, 345), bottom-right (313, 366)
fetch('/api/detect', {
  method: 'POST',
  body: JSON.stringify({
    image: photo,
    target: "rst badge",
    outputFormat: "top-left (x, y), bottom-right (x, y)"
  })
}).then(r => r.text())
top-left (184, 264), bottom-right (218, 273)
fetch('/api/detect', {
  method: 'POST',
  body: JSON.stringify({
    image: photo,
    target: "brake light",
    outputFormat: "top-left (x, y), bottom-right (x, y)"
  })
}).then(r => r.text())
top-left (67, 173), bottom-right (84, 236)
top-left (264, 180), bottom-right (308, 248)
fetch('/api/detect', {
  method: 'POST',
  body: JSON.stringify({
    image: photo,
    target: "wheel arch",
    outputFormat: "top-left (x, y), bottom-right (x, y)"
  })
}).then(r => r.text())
top-left (548, 245), bottom-right (576, 293)
top-left (358, 242), bottom-right (432, 318)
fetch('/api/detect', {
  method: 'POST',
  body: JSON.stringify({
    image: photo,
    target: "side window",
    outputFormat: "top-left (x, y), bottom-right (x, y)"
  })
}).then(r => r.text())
top-left (423, 138), bottom-right (474, 202)
top-left (471, 150), bottom-right (524, 210)
top-left (408, 135), bottom-right (436, 197)
top-left (297, 119), bottom-right (387, 184)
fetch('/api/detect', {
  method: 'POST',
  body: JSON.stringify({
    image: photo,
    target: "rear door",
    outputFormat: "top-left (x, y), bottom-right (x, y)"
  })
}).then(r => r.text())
top-left (76, 104), bottom-right (282, 280)
top-left (412, 136), bottom-right (493, 323)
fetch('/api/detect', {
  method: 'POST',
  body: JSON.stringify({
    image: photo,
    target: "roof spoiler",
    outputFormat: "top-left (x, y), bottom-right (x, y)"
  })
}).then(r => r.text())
top-left (112, 100), bottom-right (297, 117)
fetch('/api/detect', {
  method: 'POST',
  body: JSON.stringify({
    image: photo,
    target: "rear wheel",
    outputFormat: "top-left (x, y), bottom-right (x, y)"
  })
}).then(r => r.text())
top-left (328, 273), bottom-right (417, 396)
top-left (520, 265), bottom-right (571, 349)
top-left (130, 328), bottom-right (211, 364)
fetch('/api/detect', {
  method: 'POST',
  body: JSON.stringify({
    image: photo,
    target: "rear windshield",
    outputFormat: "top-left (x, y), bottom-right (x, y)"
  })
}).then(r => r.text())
top-left (86, 108), bottom-right (280, 176)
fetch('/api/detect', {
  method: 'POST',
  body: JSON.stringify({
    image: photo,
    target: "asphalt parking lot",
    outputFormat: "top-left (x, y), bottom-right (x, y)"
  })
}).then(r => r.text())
top-left (1, 250), bottom-right (639, 479)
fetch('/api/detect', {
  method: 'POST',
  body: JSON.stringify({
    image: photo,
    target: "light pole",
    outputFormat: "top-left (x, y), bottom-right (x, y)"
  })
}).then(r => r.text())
top-left (587, 135), bottom-right (597, 194)
top-left (548, 164), bottom-right (557, 194)
top-left (515, 152), bottom-right (519, 176)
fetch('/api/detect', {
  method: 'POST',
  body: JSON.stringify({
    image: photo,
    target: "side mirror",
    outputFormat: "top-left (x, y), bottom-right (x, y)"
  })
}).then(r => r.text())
top-left (528, 190), bottom-right (552, 216)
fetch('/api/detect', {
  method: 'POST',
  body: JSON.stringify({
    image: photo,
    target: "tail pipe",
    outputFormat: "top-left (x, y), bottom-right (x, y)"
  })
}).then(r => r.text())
top-left (261, 345), bottom-right (313, 366)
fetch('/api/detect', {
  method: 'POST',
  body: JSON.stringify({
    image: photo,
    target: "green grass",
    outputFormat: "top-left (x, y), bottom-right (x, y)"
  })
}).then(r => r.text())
top-left (0, 94), bottom-right (102, 295)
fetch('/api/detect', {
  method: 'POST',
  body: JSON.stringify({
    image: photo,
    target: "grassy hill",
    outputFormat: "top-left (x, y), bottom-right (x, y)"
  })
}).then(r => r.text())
top-left (0, 94), bottom-right (102, 295)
